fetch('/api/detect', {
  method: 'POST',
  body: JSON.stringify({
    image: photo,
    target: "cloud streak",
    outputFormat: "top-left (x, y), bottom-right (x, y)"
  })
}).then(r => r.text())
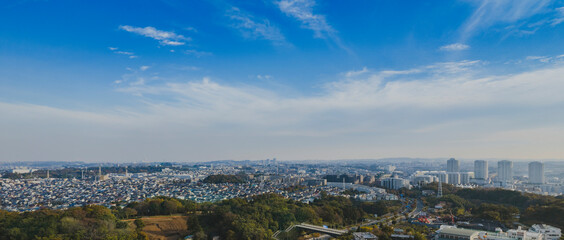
top-left (440, 43), bottom-right (470, 51)
top-left (227, 7), bottom-right (289, 46)
top-left (108, 47), bottom-right (138, 59)
top-left (551, 6), bottom-right (564, 26)
top-left (460, 0), bottom-right (553, 40)
top-left (119, 25), bottom-right (191, 46)
top-left (276, 0), bottom-right (350, 52)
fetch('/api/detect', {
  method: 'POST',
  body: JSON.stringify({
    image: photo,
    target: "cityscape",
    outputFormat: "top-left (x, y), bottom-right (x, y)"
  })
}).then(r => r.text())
top-left (1, 158), bottom-right (563, 239)
top-left (1, 158), bottom-right (563, 212)
top-left (2, 0), bottom-right (564, 239)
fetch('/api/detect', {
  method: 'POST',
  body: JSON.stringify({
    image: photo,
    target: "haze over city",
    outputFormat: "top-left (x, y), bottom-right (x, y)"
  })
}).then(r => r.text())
top-left (2, 0), bottom-right (564, 162)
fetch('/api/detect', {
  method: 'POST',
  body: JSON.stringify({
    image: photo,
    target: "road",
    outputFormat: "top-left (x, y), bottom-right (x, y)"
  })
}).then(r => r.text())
top-left (360, 197), bottom-right (426, 228)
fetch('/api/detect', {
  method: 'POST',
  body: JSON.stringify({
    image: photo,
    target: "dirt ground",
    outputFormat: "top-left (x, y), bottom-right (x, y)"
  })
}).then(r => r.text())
top-left (138, 215), bottom-right (190, 240)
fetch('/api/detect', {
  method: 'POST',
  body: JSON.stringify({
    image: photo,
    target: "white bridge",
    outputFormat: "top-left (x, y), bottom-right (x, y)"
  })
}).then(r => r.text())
top-left (273, 223), bottom-right (347, 239)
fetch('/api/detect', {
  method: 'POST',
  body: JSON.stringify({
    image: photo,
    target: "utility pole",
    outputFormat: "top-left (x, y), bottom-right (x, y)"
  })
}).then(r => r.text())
top-left (437, 181), bottom-right (443, 197)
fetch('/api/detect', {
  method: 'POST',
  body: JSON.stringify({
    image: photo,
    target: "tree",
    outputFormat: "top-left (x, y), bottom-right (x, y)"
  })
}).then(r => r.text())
top-left (116, 220), bottom-right (129, 229)
top-left (134, 219), bottom-right (145, 230)
top-left (193, 231), bottom-right (208, 240)
top-left (162, 199), bottom-right (181, 215)
top-left (414, 232), bottom-right (427, 240)
top-left (187, 215), bottom-right (203, 233)
top-left (124, 207), bottom-right (138, 219)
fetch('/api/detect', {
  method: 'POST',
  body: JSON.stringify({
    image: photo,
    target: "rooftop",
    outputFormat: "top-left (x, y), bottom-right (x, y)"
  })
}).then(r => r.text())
top-left (438, 228), bottom-right (479, 237)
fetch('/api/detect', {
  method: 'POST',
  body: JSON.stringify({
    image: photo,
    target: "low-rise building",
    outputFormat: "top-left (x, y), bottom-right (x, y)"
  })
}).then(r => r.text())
top-left (530, 224), bottom-right (561, 240)
top-left (435, 227), bottom-right (479, 240)
top-left (354, 232), bottom-right (378, 240)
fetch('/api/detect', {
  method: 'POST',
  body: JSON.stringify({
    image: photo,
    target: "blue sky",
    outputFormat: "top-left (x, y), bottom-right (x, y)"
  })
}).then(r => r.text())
top-left (1, 0), bottom-right (564, 162)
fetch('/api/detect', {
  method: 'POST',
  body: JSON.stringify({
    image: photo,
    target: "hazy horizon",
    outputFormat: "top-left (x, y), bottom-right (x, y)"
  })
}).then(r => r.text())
top-left (2, 0), bottom-right (564, 162)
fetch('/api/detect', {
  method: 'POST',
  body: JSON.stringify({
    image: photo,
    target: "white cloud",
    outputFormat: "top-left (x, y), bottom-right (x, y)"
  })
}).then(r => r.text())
top-left (115, 51), bottom-right (134, 55)
top-left (257, 75), bottom-right (273, 80)
top-left (184, 49), bottom-right (212, 57)
top-left (276, 0), bottom-right (332, 38)
top-left (527, 56), bottom-right (552, 63)
top-left (461, 0), bottom-right (552, 40)
top-left (140, 66), bottom-right (150, 71)
top-left (4, 59), bottom-right (564, 161)
top-left (131, 77), bottom-right (145, 86)
top-left (108, 48), bottom-right (137, 59)
top-left (178, 66), bottom-right (200, 71)
top-left (344, 67), bottom-right (369, 78)
top-left (440, 43), bottom-right (470, 51)
top-left (276, 0), bottom-right (350, 52)
top-left (160, 40), bottom-right (185, 46)
top-left (551, 6), bottom-right (564, 26)
top-left (119, 25), bottom-right (191, 46)
top-left (185, 26), bottom-right (198, 32)
top-left (227, 7), bottom-right (289, 46)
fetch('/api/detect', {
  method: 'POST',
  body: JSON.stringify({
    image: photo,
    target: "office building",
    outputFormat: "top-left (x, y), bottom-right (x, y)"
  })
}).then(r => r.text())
top-left (447, 158), bottom-right (460, 172)
top-left (447, 172), bottom-right (460, 185)
top-left (474, 160), bottom-right (488, 180)
top-left (528, 162), bottom-right (545, 185)
top-left (427, 171), bottom-right (448, 183)
top-left (460, 172), bottom-right (474, 185)
top-left (497, 160), bottom-right (513, 185)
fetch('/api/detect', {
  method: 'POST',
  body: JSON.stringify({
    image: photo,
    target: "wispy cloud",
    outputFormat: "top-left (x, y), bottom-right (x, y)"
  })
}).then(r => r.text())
top-left (184, 26), bottom-right (198, 32)
top-left (526, 55), bottom-right (552, 63)
top-left (460, 0), bottom-right (552, 40)
top-left (115, 51), bottom-right (134, 55)
top-left (108, 47), bottom-right (137, 59)
top-left (551, 6), bottom-right (564, 26)
top-left (440, 43), bottom-right (470, 51)
top-left (344, 67), bottom-right (369, 78)
top-left (184, 49), bottom-right (213, 57)
top-left (276, 0), bottom-right (350, 52)
top-left (227, 7), bottom-right (289, 46)
top-left (276, 0), bottom-right (332, 38)
top-left (119, 25), bottom-right (191, 46)
top-left (257, 74), bottom-right (273, 80)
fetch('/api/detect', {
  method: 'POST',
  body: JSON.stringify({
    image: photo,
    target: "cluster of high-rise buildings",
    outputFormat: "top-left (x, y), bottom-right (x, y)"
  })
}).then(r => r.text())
top-left (438, 158), bottom-right (546, 187)
top-left (470, 159), bottom-right (545, 186)
top-left (444, 158), bottom-right (474, 185)
top-left (408, 158), bottom-right (558, 195)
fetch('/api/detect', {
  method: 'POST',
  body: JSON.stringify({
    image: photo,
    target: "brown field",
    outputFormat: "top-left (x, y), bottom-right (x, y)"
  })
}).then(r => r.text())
top-left (128, 215), bottom-right (190, 240)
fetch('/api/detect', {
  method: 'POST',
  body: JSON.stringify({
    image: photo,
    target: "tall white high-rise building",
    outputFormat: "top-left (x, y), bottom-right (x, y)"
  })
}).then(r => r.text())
top-left (528, 161), bottom-right (545, 184)
top-left (428, 171), bottom-right (448, 183)
top-left (474, 160), bottom-right (488, 180)
top-left (447, 172), bottom-right (460, 185)
top-left (447, 158), bottom-right (460, 172)
top-left (460, 172), bottom-right (474, 185)
top-left (497, 160), bottom-right (513, 185)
